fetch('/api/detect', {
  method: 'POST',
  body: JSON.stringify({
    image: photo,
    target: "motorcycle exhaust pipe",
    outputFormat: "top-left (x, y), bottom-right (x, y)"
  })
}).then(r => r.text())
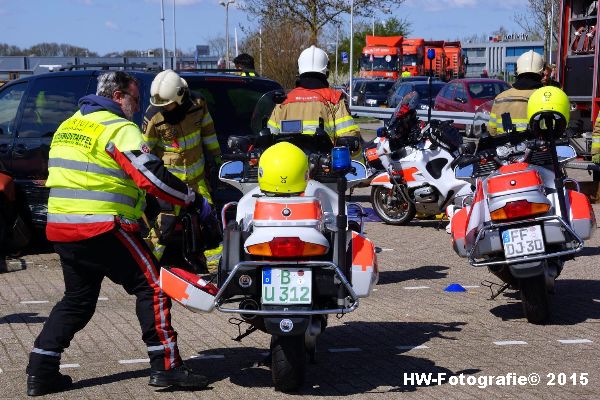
top-left (239, 299), bottom-right (259, 320)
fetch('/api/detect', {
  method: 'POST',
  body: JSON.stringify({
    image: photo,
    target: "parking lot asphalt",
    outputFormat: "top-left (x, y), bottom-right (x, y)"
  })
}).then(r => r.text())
top-left (1, 184), bottom-right (599, 399)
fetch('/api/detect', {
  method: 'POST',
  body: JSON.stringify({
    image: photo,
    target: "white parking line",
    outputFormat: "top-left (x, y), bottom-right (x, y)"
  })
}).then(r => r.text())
top-left (118, 358), bottom-right (150, 364)
top-left (396, 345), bottom-right (429, 350)
top-left (558, 339), bottom-right (593, 344)
top-left (403, 286), bottom-right (430, 290)
top-left (189, 354), bottom-right (225, 359)
top-left (20, 300), bottom-right (49, 304)
top-left (60, 364), bottom-right (80, 369)
top-left (328, 348), bottom-right (361, 353)
top-left (97, 297), bottom-right (109, 301)
top-left (463, 285), bottom-right (480, 289)
top-left (380, 248), bottom-right (394, 252)
top-left (494, 340), bottom-right (528, 346)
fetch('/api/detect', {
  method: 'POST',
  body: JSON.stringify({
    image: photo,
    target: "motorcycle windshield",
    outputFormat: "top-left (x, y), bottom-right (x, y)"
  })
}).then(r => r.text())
top-left (250, 89), bottom-right (287, 136)
top-left (386, 91), bottom-right (420, 139)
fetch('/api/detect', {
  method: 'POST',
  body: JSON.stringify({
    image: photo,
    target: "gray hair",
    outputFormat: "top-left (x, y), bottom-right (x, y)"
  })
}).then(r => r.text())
top-left (96, 71), bottom-right (139, 98)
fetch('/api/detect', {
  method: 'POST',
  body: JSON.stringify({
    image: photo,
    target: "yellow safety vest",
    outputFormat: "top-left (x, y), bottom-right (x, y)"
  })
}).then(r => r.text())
top-left (46, 110), bottom-right (147, 241)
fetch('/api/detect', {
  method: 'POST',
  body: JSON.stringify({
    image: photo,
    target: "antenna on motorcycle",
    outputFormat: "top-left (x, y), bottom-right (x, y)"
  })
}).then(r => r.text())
top-left (500, 112), bottom-right (516, 134)
top-left (315, 117), bottom-right (328, 137)
top-left (426, 48), bottom-right (436, 124)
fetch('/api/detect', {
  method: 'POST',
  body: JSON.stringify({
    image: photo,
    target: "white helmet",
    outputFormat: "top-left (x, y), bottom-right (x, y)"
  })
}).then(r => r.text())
top-left (298, 45), bottom-right (329, 75)
top-left (150, 69), bottom-right (188, 107)
top-left (516, 50), bottom-right (544, 76)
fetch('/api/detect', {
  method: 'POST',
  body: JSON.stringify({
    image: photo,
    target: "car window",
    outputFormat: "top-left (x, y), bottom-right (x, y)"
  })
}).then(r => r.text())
top-left (364, 81), bottom-right (394, 93)
top-left (0, 82), bottom-right (27, 137)
top-left (468, 82), bottom-right (510, 99)
top-left (441, 83), bottom-right (456, 100)
top-left (18, 77), bottom-right (91, 138)
top-left (454, 83), bottom-right (467, 101)
top-left (90, 75), bottom-right (148, 127)
top-left (414, 83), bottom-right (445, 99)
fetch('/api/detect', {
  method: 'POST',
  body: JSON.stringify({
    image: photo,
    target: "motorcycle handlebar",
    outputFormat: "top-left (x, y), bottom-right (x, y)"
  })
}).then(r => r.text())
top-left (222, 153), bottom-right (250, 161)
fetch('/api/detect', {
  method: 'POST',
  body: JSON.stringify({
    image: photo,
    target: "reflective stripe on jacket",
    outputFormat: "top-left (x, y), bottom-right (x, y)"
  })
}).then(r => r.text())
top-left (592, 114), bottom-right (600, 155)
top-left (47, 110), bottom-right (193, 242)
top-left (488, 88), bottom-right (537, 136)
top-left (143, 97), bottom-right (220, 186)
top-left (267, 87), bottom-right (360, 142)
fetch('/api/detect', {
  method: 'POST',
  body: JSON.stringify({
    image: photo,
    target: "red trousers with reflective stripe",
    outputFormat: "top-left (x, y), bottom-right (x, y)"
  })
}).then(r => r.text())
top-left (27, 228), bottom-right (182, 377)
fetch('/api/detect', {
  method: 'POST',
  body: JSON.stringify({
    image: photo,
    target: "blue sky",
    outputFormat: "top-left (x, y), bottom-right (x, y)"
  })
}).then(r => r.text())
top-left (1, 0), bottom-right (529, 55)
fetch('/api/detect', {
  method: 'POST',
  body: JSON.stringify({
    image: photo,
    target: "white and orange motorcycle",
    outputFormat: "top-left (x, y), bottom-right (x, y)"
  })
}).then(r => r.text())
top-left (159, 91), bottom-right (377, 392)
top-left (451, 98), bottom-right (596, 324)
top-left (368, 92), bottom-right (473, 225)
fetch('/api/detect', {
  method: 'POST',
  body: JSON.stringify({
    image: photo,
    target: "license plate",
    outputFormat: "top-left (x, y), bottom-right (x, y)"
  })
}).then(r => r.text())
top-left (261, 268), bottom-right (312, 305)
top-left (501, 225), bottom-right (545, 258)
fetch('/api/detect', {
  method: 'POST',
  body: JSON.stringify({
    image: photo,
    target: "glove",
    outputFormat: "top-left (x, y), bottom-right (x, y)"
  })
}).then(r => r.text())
top-left (190, 192), bottom-right (212, 222)
top-left (592, 153), bottom-right (600, 164)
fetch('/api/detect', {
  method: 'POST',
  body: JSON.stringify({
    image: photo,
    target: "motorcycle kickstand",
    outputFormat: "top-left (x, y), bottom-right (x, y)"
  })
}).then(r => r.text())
top-left (481, 280), bottom-right (510, 300)
top-left (228, 317), bottom-right (258, 342)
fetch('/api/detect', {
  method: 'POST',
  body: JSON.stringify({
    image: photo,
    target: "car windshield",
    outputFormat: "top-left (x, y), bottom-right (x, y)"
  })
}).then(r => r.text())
top-left (402, 54), bottom-right (418, 66)
top-left (359, 55), bottom-right (399, 71)
top-left (414, 83), bottom-right (445, 99)
top-left (468, 81), bottom-right (509, 99)
top-left (364, 81), bottom-right (395, 94)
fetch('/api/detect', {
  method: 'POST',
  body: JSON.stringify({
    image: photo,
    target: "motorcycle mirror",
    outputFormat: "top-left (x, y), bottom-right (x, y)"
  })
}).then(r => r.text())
top-left (336, 136), bottom-right (361, 153)
top-left (315, 117), bottom-right (328, 137)
top-left (376, 127), bottom-right (387, 137)
top-left (272, 90), bottom-right (287, 104)
top-left (227, 135), bottom-right (252, 153)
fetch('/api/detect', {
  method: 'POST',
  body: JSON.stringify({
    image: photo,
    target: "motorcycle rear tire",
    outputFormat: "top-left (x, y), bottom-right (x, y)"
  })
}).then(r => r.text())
top-left (271, 334), bottom-right (306, 392)
top-left (371, 186), bottom-right (416, 225)
top-left (520, 275), bottom-right (549, 324)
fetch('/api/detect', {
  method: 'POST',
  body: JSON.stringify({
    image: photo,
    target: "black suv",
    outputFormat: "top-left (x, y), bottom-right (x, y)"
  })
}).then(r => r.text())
top-left (0, 66), bottom-right (283, 227)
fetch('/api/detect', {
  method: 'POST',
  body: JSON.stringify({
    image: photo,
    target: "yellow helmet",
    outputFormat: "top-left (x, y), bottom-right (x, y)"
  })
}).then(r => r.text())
top-left (258, 142), bottom-right (309, 195)
top-left (527, 86), bottom-right (570, 135)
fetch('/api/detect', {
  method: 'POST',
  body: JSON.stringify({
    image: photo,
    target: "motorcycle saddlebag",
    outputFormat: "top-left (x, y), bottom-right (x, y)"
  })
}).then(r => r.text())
top-left (568, 189), bottom-right (596, 240)
top-left (349, 231), bottom-right (378, 297)
top-left (159, 267), bottom-right (218, 313)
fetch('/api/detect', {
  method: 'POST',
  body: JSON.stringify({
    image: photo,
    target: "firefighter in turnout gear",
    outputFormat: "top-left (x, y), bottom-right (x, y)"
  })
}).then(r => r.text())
top-left (488, 50), bottom-right (544, 136)
top-left (268, 45), bottom-right (360, 146)
top-left (143, 70), bottom-right (222, 270)
top-left (26, 71), bottom-right (211, 396)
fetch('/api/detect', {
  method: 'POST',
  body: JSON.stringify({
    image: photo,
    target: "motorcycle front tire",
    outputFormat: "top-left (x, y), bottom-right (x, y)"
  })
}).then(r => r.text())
top-left (370, 185), bottom-right (416, 225)
top-left (520, 274), bottom-right (549, 324)
top-left (271, 334), bottom-right (306, 392)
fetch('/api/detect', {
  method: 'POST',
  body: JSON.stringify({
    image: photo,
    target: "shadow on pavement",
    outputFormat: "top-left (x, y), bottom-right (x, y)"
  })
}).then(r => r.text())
top-left (0, 313), bottom-right (47, 324)
top-left (489, 279), bottom-right (600, 325)
top-left (378, 265), bottom-right (449, 285)
top-left (72, 368), bottom-right (150, 390)
top-left (187, 321), bottom-right (476, 395)
top-left (578, 246), bottom-right (600, 257)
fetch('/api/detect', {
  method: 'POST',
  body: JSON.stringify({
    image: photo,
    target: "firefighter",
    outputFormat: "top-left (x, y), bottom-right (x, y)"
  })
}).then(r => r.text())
top-left (268, 45), bottom-right (360, 145)
top-left (26, 71), bottom-right (211, 396)
top-left (488, 50), bottom-right (544, 136)
top-left (592, 116), bottom-right (600, 164)
top-left (143, 70), bottom-right (222, 271)
top-left (401, 68), bottom-right (411, 78)
top-left (233, 53), bottom-right (257, 76)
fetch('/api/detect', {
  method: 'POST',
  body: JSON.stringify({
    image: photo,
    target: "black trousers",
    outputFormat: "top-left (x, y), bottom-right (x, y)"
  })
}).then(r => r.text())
top-left (27, 228), bottom-right (182, 377)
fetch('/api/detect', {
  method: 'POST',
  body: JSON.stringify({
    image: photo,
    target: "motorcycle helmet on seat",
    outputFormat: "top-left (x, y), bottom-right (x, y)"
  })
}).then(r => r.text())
top-left (258, 142), bottom-right (309, 195)
top-left (527, 86), bottom-right (570, 136)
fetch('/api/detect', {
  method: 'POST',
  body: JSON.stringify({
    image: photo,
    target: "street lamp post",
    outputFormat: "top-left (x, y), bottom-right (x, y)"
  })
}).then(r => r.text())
top-left (160, 0), bottom-right (166, 69)
top-left (349, 0), bottom-right (354, 106)
top-left (172, 0), bottom-right (177, 70)
top-left (220, 0), bottom-right (235, 67)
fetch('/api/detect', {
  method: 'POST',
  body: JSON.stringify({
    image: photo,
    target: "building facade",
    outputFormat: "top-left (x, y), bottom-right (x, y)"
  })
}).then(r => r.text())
top-left (462, 40), bottom-right (545, 80)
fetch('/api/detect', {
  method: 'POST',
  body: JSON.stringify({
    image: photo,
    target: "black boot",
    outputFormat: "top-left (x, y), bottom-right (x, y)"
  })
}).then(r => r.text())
top-left (27, 373), bottom-right (72, 396)
top-left (148, 365), bottom-right (208, 388)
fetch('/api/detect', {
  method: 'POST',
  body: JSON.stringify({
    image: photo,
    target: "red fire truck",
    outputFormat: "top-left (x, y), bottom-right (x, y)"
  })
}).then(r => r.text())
top-left (359, 35), bottom-right (403, 79)
top-left (424, 40), bottom-right (447, 79)
top-left (557, 0), bottom-right (599, 146)
top-left (444, 41), bottom-right (466, 79)
top-left (402, 38), bottom-right (425, 76)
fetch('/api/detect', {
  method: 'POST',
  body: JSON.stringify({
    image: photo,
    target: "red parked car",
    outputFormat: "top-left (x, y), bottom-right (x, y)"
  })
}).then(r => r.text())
top-left (433, 78), bottom-right (510, 112)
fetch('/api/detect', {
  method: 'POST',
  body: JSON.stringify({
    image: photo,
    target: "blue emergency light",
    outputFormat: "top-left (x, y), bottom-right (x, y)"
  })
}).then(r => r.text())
top-left (427, 48), bottom-right (436, 60)
top-left (331, 146), bottom-right (351, 171)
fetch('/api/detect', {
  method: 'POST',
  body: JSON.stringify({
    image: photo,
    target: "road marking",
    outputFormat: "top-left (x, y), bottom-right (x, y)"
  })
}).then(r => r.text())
top-left (189, 354), bottom-right (225, 359)
top-left (403, 286), bottom-right (430, 290)
top-left (97, 297), bottom-right (109, 301)
top-left (0, 367), bottom-right (3, 373)
top-left (118, 358), bottom-right (149, 364)
top-left (558, 339), bottom-right (593, 344)
top-left (60, 364), bottom-right (80, 369)
top-left (380, 248), bottom-right (394, 252)
top-left (463, 285), bottom-right (480, 289)
top-left (328, 348), bottom-right (361, 353)
top-left (494, 340), bottom-right (527, 346)
top-left (396, 345), bottom-right (429, 350)
top-left (20, 300), bottom-right (49, 304)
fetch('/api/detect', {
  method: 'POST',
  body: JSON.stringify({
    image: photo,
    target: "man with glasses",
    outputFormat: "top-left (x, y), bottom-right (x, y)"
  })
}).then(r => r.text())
top-left (26, 71), bottom-right (212, 396)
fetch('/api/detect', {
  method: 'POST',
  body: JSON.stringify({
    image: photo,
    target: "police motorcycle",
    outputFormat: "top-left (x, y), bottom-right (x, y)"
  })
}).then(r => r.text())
top-left (159, 90), bottom-right (377, 392)
top-left (450, 87), bottom-right (596, 324)
top-left (368, 91), bottom-right (473, 225)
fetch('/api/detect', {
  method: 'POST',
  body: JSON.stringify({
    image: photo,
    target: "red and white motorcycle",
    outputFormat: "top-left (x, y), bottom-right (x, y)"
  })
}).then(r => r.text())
top-left (368, 92), bottom-right (472, 225)
top-left (451, 101), bottom-right (596, 324)
top-left (159, 91), bottom-right (377, 392)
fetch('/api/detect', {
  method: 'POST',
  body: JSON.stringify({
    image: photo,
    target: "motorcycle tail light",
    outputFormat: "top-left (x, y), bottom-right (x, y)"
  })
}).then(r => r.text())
top-left (490, 200), bottom-right (551, 221)
top-left (247, 237), bottom-right (328, 258)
